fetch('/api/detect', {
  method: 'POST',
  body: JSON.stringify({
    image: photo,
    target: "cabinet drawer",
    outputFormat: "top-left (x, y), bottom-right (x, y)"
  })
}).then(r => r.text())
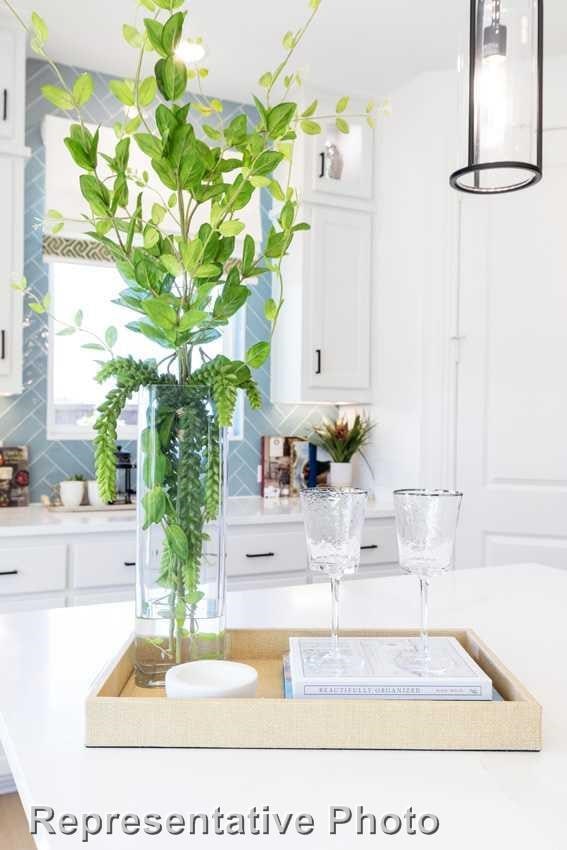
top-left (228, 530), bottom-right (307, 577)
top-left (0, 545), bottom-right (67, 595)
top-left (71, 539), bottom-right (137, 588)
top-left (359, 521), bottom-right (398, 566)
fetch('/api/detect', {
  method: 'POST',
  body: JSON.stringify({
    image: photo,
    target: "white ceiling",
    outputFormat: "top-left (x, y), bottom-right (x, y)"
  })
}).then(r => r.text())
top-left (13, 0), bottom-right (567, 103)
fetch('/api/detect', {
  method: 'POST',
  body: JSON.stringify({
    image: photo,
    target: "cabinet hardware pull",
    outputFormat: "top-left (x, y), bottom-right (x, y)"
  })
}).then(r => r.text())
top-left (0, 570), bottom-right (18, 577)
top-left (1, 330), bottom-right (5, 361)
top-left (361, 544), bottom-right (379, 550)
top-left (124, 561), bottom-right (136, 567)
top-left (319, 151), bottom-right (325, 178)
top-left (245, 552), bottom-right (275, 559)
top-left (315, 348), bottom-right (322, 375)
top-left (2, 89), bottom-right (7, 122)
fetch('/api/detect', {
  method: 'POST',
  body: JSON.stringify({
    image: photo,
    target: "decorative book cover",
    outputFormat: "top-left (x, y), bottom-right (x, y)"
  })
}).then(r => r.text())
top-left (289, 440), bottom-right (331, 495)
top-left (0, 446), bottom-right (30, 508)
top-left (288, 637), bottom-right (493, 701)
top-left (260, 436), bottom-right (301, 498)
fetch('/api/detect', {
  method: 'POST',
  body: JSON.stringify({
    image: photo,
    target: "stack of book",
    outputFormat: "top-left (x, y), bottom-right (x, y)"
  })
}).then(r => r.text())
top-left (286, 636), bottom-right (493, 701)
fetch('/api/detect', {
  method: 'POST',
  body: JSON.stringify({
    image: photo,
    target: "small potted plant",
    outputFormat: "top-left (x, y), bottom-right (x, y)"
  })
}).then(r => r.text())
top-left (311, 415), bottom-right (375, 487)
top-left (59, 474), bottom-right (86, 508)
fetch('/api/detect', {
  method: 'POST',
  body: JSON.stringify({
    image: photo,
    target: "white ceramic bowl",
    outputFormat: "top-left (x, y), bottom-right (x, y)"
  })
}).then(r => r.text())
top-left (165, 660), bottom-right (258, 699)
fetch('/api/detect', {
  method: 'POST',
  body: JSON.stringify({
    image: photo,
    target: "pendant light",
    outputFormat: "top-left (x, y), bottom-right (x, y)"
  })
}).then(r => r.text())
top-left (450, 0), bottom-right (543, 194)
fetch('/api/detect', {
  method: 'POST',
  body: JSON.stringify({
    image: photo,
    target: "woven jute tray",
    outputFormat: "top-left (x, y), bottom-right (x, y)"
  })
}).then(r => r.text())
top-left (85, 628), bottom-right (542, 751)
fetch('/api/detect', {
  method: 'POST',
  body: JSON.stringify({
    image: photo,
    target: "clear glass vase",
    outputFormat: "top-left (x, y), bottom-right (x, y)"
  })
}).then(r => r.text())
top-left (134, 384), bottom-right (227, 687)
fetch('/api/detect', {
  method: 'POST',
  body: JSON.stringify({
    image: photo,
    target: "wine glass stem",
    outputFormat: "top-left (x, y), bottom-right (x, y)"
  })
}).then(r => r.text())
top-left (420, 576), bottom-right (431, 661)
top-left (330, 576), bottom-right (340, 654)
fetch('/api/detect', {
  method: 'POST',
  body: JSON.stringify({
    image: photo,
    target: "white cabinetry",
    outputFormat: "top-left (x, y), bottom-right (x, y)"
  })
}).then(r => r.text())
top-left (0, 14), bottom-right (28, 397)
top-left (271, 90), bottom-right (374, 405)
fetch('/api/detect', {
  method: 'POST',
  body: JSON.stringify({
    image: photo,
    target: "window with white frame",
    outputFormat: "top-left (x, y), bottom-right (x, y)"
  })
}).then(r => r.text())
top-left (47, 259), bottom-right (246, 441)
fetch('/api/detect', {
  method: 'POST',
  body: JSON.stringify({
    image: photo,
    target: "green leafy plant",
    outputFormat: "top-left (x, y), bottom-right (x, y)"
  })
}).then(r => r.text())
top-left (310, 415), bottom-right (375, 463)
top-left (4, 0), bottom-right (384, 667)
top-left (65, 474), bottom-right (86, 482)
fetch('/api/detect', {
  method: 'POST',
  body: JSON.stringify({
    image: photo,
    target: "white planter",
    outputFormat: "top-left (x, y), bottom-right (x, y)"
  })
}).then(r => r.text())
top-left (329, 462), bottom-right (353, 488)
top-left (87, 480), bottom-right (106, 507)
top-left (59, 480), bottom-right (84, 508)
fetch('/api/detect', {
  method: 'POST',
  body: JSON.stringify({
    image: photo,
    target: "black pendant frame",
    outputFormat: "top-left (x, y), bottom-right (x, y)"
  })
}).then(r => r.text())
top-left (450, 0), bottom-right (544, 195)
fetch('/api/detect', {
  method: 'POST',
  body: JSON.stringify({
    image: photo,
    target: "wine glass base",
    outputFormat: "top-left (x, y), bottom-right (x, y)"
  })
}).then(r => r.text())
top-left (395, 643), bottom-right (450, 677)
top-left (302, 642), bottom-right (367, 676)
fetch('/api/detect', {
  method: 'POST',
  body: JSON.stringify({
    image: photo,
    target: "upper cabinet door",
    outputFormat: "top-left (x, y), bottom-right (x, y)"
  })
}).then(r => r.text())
top-left (0, 28), bottom-right (16, 144)
top-left (304, 206), bottom-right (372, 393)
top-left (0, 155), bottom-right (24, 393)
top-left (0, 19), bottom-right (26, 151)
top-left (302, 93), bottom-right (375, 209)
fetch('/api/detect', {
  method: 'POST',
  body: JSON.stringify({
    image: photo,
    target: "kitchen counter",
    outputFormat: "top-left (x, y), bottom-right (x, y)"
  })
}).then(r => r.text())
top-left (0, 563), bottom-right (563, 849)
top-left (0, 496), bottom-right (394, 537)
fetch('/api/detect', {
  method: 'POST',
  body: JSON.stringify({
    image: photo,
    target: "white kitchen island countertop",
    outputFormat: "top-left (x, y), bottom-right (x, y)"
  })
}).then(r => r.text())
top-left (1, 563), bottom-right (562, 849)
top-left (0, 496), bottom-right (394, 537)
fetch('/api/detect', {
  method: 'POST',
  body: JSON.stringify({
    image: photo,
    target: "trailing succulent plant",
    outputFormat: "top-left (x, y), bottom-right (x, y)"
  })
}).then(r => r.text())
top-left (4, 0), bottom-right (382, 659)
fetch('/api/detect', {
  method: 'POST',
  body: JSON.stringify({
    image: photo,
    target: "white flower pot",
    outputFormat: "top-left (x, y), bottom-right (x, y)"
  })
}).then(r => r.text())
top-left (59, 480), bottom-right (84, 508)
top-left (87, 480), bottom-right (106, 507)
top-left (329, 462), bottom-right (353, 488)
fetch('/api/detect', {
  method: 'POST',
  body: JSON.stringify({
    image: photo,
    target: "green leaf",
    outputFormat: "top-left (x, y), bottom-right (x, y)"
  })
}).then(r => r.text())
top-left (282, 31), bottom-right (295, 50)
top-left (151, 203), bottom-right (167, 226)
top-left (105, 326), bottom-right (118, 348)
top-left (177, 309), bottom-right (207, 331)
top-left (142, 485), bottom-right (166, 529)
top-left (336, 117), bottom-right (350, 134)
top-left (29, 302), bottom-right (45, 314)
top-left (253, 150), bottom-right (284, 177)
top-left (249, 175), bottom-right (271, 189)
top-left (138, 77), bottom-right (157, 107)
top-left (242, 235), bottom-right (255, 272)
top-left (300, 119), bottom-right (321, 135)
top-left (144, 18), bottom-right (167, 56)
top-left (139, 0), bottom-right (156, 11)
top-left (268, 180), bottom-right (285, 202)
top-left (162, 11), bottom-right (185, 54)
top-left (134, 132), bottom-right (163, 159)
top-left (160, 254), bottom-right (182, 276)
top-left (57, 327), bottom-right (76, 336)
top-left (301, 99), bottom-right (318, 118)
top-left (166, 524), bottom-right (188, 560)
top-left (143, 225), bottom-right (160, 250)
top-left (219, 220), bottom-right (245, 237)
top-left (64, 137), bottom-right (94, 171)
top-left (264, 298), bottom-right (278, 322)
top-left (123, 24), bottom-right (144, 48)
top-left (246, 341), bottom-right (270, 368)
top-left (336, 95), bottom-right (349, 114)
top-left (41, 85), bottom-right (75, 111)
top-left (202, 124), bottom-right (221, 141)
top-left (31, 12), bottom-right (48, 43)
top-left (155, 57), bottom-right (187, 101)
top-left (367, 115), bottom-right (376, 129)
top-left (267, 102), bottom-right (297, 139)
top-left (109, 79), bottom-right (135, 107)
top-left (195, 263), bottom-right (221, 279)
top-left (81, 343), bottom-right (106, 351)
top-left (258, 71), bottom-right (272, 88)
top-left (74, 309), bottom-right (83, 327)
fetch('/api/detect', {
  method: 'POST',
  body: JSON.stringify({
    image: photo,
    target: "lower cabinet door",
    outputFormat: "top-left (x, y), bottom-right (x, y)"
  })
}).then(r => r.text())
top-left (228, 528), bottom-right (307, 577)
top-left (71, 537), bottom-right (137, 589)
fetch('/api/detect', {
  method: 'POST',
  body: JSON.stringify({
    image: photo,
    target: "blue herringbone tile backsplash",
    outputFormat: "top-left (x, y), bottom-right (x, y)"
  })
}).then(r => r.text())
top-left (0, 59), bottom-right (334, 501)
